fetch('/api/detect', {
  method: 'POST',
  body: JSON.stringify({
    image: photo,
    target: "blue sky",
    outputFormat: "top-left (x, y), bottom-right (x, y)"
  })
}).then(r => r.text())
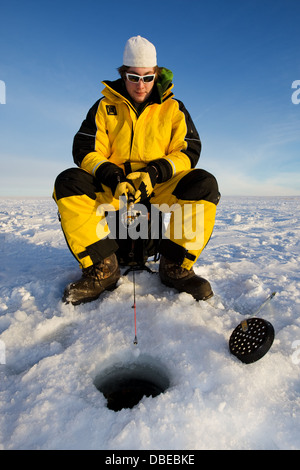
top-left (1, 0), bottom-right (300, 196)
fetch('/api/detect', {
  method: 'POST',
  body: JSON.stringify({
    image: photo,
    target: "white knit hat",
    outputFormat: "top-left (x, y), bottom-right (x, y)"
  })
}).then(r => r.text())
top-left (123, 35), bottom-right (157, 67)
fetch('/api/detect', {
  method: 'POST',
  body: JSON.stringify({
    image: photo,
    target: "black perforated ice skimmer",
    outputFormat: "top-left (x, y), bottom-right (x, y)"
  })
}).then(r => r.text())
top-left (229, 292), bottom-right (276, 364)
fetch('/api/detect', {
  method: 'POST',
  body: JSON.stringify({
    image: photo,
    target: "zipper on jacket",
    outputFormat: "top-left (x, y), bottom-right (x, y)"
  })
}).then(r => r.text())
top-left (128, 100), bottom-right (151, 154)
top-left (130, 122), bottom-right (134, 153)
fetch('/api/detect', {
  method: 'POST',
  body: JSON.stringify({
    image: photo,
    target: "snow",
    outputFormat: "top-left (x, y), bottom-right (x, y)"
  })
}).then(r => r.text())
top-left (0, 195), bottom-right (300, 450)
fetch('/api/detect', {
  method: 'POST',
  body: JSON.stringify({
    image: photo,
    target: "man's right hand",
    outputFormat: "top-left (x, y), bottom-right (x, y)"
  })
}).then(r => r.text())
top-left (95, 161), bottom-right (136, 200)
top-left (113, 177), bottom-right (136, 200)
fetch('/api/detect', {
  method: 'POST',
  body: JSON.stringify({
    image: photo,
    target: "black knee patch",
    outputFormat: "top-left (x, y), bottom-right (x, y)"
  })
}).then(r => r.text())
top-left (78, 238), bottom-right (119, 264)
top-left (172, 169), bottom-right (220, 204)
top-left (54, 168), bottom-right (104, 201)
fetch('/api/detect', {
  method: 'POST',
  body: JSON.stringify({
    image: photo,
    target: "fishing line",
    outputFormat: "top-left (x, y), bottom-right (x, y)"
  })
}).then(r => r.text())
top-left (133, 268), bottom-right (138, 345)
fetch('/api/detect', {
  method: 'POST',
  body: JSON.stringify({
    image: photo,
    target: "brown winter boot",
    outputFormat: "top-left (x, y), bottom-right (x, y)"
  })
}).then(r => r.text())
top-left (63, 253), bottom-right (120, 305)
top-left (159, 256), bottom-right (213, 301)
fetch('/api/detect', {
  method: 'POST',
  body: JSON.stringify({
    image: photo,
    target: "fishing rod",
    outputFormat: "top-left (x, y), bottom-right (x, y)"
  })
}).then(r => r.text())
top-left (126, 194), bottom-right (139, 346)
top-left (124, 193), bottom-right (155, 345)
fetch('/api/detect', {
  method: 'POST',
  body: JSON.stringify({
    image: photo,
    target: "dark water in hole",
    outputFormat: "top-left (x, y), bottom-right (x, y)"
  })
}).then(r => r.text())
top-left (103, 377), bottom-right (164, 411)
top-left (94, 361), bottom-right (170, 412)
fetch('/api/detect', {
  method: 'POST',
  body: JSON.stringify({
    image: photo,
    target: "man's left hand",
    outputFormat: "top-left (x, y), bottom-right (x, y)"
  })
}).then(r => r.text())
top-left (127, 166), bottom-right (158, 203)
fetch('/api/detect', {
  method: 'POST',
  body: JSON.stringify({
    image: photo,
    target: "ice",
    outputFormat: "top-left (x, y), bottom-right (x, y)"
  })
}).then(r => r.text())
top-left (0, 196), bottom-right (300, 449)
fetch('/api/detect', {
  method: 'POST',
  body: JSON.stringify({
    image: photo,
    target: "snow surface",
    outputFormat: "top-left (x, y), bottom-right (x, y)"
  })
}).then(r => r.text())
top-left (0, 196), bottom-right (300, 450)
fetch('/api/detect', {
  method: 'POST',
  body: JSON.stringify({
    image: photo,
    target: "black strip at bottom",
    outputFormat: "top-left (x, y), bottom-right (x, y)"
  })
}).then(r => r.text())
top-left (159, 239), bottom-right (195, 265)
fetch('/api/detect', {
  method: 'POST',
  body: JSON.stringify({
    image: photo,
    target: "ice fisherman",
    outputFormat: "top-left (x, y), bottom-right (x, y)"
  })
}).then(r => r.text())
top-left (53, 35), bottom-right (220, 305)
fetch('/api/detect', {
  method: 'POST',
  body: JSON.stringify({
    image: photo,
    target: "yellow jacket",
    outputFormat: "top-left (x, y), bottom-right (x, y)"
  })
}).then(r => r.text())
top-left (73, 68), bottom-right (201, 182)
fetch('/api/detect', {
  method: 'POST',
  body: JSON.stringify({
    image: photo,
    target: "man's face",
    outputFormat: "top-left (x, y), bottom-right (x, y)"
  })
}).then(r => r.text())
top-left (125, 67), bottom-right (156, 104)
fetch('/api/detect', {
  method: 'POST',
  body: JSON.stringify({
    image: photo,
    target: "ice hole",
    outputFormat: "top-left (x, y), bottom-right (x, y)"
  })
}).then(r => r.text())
top-left (94, 358), bottom-right (170, 412)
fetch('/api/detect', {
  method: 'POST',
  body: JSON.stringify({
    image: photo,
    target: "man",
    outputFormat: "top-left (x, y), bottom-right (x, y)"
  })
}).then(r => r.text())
top-left (53, 35), bottom-right (220, 305)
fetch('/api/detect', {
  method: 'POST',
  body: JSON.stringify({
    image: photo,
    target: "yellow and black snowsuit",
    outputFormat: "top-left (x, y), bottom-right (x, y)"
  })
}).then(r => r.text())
top-left (53, 69), bottom-right (220, 270)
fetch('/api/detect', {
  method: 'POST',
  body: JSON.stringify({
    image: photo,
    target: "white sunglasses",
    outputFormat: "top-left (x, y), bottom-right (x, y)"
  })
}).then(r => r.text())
top-left (125, 73), bottom-right (156, 83)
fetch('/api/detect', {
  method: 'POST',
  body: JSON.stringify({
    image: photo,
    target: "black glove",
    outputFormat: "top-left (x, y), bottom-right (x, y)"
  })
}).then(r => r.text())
top-left (95, 162), bottom-right (136, 199)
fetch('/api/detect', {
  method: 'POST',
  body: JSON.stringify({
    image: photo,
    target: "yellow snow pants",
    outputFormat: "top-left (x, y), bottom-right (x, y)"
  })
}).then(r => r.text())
top-left (53, 168), bottom-right (220, 270)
